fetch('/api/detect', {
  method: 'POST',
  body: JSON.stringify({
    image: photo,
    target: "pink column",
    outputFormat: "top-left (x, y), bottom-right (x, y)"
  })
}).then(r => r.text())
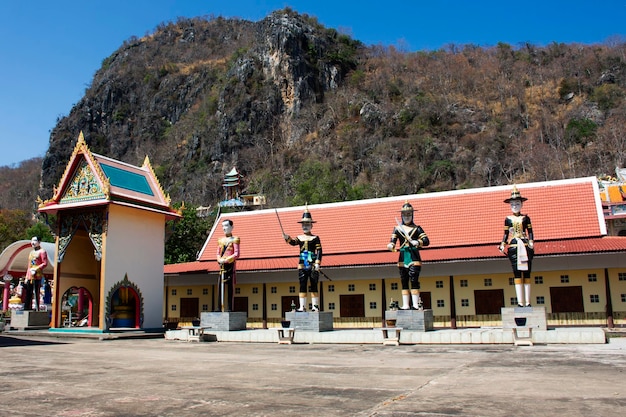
top-left (77, 288), bottom-right (85, 319)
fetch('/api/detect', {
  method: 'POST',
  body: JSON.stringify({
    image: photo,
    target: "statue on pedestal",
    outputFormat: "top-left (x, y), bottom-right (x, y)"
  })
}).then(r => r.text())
top-left (283, 207), bottom-right (323, 312)
top-left (387, 201), bottom-right (429, 310)
top-left (216, 219), bottom-right (240, 312)
top-left (24, 236), bottom-right (48, 311)
top-left (499, 186), bottom-right (534, 307)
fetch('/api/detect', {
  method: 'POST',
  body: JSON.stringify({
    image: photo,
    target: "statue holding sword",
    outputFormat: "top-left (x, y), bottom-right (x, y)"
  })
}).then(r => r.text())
top-left (277, 207), bottom-right (323, 312)
top-left (387, 201), bottom-right (429, 310)
top-left (216, 219), bottom-right (240, 312)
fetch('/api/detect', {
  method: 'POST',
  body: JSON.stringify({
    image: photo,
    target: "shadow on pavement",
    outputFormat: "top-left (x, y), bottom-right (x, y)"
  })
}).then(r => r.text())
top-left (0, 335), bottom-right (68, 347)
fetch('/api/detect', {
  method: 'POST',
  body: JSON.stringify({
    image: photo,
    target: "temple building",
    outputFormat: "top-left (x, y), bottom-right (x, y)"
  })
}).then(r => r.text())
top-left (165, 176), bottom-right (626, 328)
top-left (218, 167), bottom-right (266, 210)
top-left (37, 132), bottom-right (180, 332)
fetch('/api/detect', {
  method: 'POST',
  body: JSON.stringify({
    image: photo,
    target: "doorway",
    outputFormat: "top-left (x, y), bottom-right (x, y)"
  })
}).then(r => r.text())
top-left (474, 289), bottom-right (504, 314)
top-left (180, 297), bottom-right (199, 320)
top-left (233, 297), bottom-right (248, 313)
top-left (340, 294), bottom-right (365, 317)
top-left (61, 287), bottom-right (94, 327)
top-left (550, 286), bottom-right (584, 313)
top-left (281, 296), bottom-right (298, 315)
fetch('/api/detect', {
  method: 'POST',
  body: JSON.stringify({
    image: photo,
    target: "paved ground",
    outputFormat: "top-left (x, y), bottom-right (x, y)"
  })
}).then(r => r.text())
top-left (1, 334), bottom-right (625, 416)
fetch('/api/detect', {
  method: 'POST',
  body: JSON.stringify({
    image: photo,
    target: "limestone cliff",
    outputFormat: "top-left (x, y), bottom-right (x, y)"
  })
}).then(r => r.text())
top-left (37, 9), bottom-right (626, 209)
top-left (41, 10), bottom-right (359, 206)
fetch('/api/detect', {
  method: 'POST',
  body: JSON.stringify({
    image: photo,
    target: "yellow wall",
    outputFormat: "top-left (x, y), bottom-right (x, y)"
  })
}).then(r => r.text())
top-left (166, 266), bottom-right (626, 327)
top-left (609, 268), bottom-right (626, 311)
top-left (60, 231), bottom-right (100, 277)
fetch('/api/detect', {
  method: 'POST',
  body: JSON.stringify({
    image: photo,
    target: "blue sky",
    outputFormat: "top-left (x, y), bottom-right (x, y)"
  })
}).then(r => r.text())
top-left (1, 1), bottom-right (624, 167)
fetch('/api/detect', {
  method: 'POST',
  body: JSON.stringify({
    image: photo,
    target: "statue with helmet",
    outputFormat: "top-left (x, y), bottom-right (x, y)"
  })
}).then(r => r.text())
top-left (498, 185), bottom-right (535, 307)
top-left (387, 201), bottom-right (429, 310)
top-left (283, 206), bottom-right (323, 312)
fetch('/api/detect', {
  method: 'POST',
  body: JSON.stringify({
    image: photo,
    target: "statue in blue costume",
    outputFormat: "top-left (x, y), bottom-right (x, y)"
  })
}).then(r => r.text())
top-left (283, 207), bottom-right (322, 312)
top-left (387, 201), bottom-right (429, 310)
top-left (498, 186), bottom-right (534, 307)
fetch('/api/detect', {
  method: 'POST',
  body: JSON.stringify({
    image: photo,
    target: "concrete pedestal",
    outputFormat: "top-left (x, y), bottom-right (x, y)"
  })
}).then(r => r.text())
top-left (501, 306), bottom-right (547, 330)
top-left (385, 309), bottom-right (434, 331)
top-left (10, 310), bottom-right (50, 330)
top-left (284, 311), bottom-right (333, 332)
top-left (200, 311), bottom-right (247, 331)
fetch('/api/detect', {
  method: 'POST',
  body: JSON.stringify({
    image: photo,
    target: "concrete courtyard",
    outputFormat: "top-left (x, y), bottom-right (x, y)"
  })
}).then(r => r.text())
top-left (0, 334), bottom-right (625, 416)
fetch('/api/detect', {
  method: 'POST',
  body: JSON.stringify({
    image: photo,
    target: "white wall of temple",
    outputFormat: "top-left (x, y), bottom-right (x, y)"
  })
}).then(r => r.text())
top-left (105, 204), bottom-right (165, 329)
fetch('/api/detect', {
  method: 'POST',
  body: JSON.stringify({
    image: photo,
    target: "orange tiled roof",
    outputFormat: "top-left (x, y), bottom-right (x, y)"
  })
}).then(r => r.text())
top-left (165, 237), bottom-right (626, 274)
top-left (165, 261), bottom-right (208, 274)
top-left (165, 177), bottom-right (620, 275)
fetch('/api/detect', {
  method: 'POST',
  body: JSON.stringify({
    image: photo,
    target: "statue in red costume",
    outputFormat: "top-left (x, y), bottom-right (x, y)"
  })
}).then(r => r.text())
top-left (24, 236), bottom-right (48, 311)
top-left (216, 219), bottom-right (240, 312)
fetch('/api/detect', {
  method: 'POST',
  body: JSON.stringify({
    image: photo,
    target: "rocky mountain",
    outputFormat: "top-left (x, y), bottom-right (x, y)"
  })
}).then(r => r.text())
top-left (0, 158), bottom-right (43, 212)
top-left (19, 9), bottom-right (626, 210)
